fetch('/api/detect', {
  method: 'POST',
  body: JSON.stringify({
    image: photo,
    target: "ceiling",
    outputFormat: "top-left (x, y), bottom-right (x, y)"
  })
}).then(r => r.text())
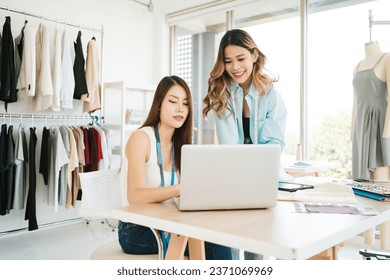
top-left (127, 0), bottom-right (373, 32)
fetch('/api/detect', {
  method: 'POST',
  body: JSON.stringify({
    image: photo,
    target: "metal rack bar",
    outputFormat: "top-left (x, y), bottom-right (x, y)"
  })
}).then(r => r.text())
top-left (0, 4), bottom-right (103, 33)
top-left (369, 10), bottom-right (390, 41)
top-left (0, 113), bottom-right (96, 120)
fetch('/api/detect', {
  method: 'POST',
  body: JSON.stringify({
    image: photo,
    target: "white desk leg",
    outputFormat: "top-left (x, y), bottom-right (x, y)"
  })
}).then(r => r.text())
top-left (380, 221), bottom-right (390, 250)
top-left (363, 228), bottom-right (375, 245)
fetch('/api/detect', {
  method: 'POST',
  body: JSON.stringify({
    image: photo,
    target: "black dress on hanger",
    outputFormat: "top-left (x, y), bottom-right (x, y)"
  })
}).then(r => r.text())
top-left (5, 124), bottom-right (15, 214)
top-left (0, 16), bottom-right (17, 111)
top-left (25, 127), bottom-right (38, 231)
top-left (0, 124), bottom-right (7, 216)
top-left (73, 31), bottom-right (88, 100)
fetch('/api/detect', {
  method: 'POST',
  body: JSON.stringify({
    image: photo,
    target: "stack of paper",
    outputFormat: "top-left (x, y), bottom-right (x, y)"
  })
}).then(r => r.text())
top-left (278, 180), bottom-right (357, 204)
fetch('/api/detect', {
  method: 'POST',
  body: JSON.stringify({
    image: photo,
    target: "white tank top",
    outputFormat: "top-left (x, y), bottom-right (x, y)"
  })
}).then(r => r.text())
top-left (120, 126), bottom-right (178, 205)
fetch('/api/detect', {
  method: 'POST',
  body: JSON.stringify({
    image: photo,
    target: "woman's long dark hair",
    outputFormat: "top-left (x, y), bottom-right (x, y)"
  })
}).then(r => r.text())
top-left (141, 75), bottom-right (193, 172)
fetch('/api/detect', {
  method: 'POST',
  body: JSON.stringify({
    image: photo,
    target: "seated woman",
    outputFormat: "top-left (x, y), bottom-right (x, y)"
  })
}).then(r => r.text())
top-left (117, 75), bottom-right (232, 260)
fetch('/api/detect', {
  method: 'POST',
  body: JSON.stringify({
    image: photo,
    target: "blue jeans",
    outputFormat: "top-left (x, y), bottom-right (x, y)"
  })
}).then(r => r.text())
top-left (118, 221), bottom-right (233, 260)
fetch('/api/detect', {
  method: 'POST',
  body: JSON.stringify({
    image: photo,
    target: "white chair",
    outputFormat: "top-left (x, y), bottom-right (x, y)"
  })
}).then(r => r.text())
top-left (78, 168), bottom-right (163, 260)
top-left (79, 168), bottom-right (122, 231)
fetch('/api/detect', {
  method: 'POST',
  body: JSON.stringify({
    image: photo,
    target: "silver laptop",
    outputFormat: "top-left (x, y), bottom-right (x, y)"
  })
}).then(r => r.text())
top-left (176, 144), bottom-right (281, 211)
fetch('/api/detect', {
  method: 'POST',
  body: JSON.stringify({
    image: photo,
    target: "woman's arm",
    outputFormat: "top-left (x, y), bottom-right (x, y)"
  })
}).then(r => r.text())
top-left (126, 130), bottom-right (180, 204)
top-left (258, 86), bottom-right (287, 150)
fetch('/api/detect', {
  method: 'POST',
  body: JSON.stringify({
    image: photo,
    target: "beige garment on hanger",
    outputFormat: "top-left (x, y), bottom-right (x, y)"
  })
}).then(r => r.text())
top-left (83, 39), bottom-right (101, 113)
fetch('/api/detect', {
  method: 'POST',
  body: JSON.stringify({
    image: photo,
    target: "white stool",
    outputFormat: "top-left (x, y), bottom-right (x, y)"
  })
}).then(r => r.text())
top-left (90, 240), bottom-right (159, 260)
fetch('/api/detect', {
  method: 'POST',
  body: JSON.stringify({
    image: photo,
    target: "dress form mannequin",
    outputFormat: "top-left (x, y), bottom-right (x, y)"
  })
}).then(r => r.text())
top-left (353, 41), bottom-right (390, 250)
top-left (352, 41), bottom-right (390, 179)
top-left (364, 41), bottom-right (390, 180)
top-left (357, 41), bottom-right (390, 140)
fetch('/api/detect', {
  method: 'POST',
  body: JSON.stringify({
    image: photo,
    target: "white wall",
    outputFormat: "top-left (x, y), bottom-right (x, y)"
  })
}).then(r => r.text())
top-left (0, 0), bottom-right (170, 84)
top-left (0, 0), bottom-right (169, 232)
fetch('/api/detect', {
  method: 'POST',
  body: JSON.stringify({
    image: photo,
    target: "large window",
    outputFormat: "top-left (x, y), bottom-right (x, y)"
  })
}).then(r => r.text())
top-left (173, 0), bottom-right (390, 179)
top-left (307, 0), bottom-right (390, 178)
top-left (244, 15), bottom-right (300, 161)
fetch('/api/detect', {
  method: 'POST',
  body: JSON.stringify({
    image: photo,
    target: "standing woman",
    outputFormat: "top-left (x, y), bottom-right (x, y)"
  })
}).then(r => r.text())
top-left (203, 29), bottom-right (287, 149)
top-left (203, 29), bottom-right (287, 259)
top-left (118, 75), bottom-right (232, 260)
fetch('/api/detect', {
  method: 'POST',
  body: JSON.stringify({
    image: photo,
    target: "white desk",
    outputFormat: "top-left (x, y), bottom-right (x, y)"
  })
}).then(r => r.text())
top-left (112, 197), bottom-right (390, 260)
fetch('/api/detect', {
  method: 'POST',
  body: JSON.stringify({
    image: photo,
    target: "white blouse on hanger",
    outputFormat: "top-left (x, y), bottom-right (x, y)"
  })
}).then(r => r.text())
top-left (61, 30), bottom-right (74, 109)
top-left (34, 23), bottom-right (53, 112)
top-left (52, 28), bottom-right (62, 112)
top-left (16, 22), bottom-right (36, 99)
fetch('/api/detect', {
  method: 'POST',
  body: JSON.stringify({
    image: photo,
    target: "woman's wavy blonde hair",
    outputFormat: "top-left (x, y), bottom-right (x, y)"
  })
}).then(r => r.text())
top-left (202, 29), bottom-right (276, 118)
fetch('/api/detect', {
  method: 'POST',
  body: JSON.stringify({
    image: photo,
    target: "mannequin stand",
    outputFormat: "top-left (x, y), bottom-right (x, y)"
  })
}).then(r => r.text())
top-left (364, 167), bottom-right (390, 250)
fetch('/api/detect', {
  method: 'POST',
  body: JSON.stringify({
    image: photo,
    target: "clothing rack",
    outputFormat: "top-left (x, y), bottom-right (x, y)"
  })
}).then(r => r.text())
top-left (0, 5), bottom-right (107, 236)
top-left (369, 10), bottom-right (390, 41)
top-left (0, 6), bottom-right (104, 126)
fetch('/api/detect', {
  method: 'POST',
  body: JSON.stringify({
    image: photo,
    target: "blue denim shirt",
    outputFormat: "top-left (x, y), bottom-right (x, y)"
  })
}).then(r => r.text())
top-left (213, 81), bottom-right (287, 150)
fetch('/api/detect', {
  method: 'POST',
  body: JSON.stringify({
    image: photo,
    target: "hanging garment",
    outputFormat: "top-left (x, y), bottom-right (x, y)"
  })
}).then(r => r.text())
top-left (70, 127), bottom-right (84, 205)
top-left (48, 126), bottom-right (69, 212)
top-left (100, 125), bottom-right (113, 168)
top-left (39, 126), bottom-right (51, 185)
top-left (352, 55), bottom-right (390, 180)
top-left (58, 126), bottom-right (70, 206)
top-left (94, 124), bottom-right (109, 170)
top-left (5, 125), bottom-right (15, 214)
top-left (81, 126), bottom-right (90, 171)
top-left (0, 16), bottom-right (17, 111)
top-left (83, 38), bottom-right (101, 113)
top-left (73, 126), bottom-right (85, 167)
top-left (13, 124), bottom-right (28, 210)
top-left (14, 22), bottom-right (25, 87)
top-left (16, 22), bottom-right (36, 99)
top-left (61, 30), bottom-right (74, 109)
top-left (34, 23), bottom-right (53, 111)
top-left (73, 31), bottom-right (88, 100)
top-left (52, 28), bottom-right (62, 112)
top-left (65, 127), bottom-right (78, 208)
top-left (89, 127), bottom-right (103, 172)
top-left (25, 127), bottom-right (38, 231)
top-left (0, 31), bottom-right (2, 91)
top-left (0, 124), bottom-right (7, 216)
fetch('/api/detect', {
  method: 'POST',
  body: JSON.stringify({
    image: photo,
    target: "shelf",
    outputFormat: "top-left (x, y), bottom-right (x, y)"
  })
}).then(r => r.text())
top-left (104, 81), bottom-right (156, 92)
top-left (104, 124), bottom-right (122, 130)
top-left (124, 124), bottom-right (140, 131)
top-left (103, 80), bottom-right (156, 160)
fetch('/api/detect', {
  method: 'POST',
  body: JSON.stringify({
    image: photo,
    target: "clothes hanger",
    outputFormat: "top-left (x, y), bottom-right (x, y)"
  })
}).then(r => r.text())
top-left (19, 114), bottom-right (25, 129)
